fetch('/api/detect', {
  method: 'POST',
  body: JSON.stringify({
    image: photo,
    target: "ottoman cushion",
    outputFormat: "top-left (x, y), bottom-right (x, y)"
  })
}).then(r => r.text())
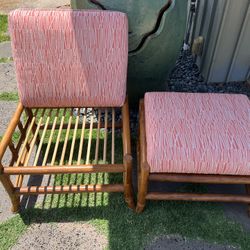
top-left (144, 92), bottom-right (250, 175)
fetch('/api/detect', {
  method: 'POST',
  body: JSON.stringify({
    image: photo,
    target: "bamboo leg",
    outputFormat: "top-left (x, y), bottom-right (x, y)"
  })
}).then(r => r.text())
top-left (0, 174), bottom-right (20, 212)
top-left (136, 99), bottom-right (149, 213)
top-left (246, 185), bottom-right (250, 217)
top-left (136, 163), bottom-right (149, 213)
top-left (122, 98), bottom-right (135, 209)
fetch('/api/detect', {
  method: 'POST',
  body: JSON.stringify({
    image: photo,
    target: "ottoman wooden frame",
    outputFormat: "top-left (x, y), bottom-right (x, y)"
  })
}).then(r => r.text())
top-left (136, 99), bottom-right (250, 215)
top-left (0, 98), bottom-right (134, 212)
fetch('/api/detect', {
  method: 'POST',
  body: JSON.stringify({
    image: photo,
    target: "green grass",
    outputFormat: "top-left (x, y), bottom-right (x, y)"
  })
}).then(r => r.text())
top-left (0, 15), bottom-right (10, 42)
top-left (1, 183), bottom-right (250, 250)
top-left (0, 57), bottom-right (13, 63)
top-left (0, 92), bottom-right (19, 101)
top-left (0, 113), bottom-right (249, 249)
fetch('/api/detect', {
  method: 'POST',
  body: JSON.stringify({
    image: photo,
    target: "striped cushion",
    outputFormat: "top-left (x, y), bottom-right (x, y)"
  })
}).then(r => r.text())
top-left (145, 92), bottom-right (250, 175)
top-left (9, 9), bottom-right (128, 107)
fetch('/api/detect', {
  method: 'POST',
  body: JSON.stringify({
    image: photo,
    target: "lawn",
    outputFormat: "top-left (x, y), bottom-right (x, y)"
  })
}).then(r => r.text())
top-left (0, 92), bottom-right (19, 101)
top-left (0, 14), bottom-right (10, 42)
top-left (0, 125), bottom-right (250, 249)
top-left (0, 57), bottom-right (12, 63)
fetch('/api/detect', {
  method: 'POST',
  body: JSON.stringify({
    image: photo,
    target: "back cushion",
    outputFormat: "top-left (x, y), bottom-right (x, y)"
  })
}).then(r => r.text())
top-left (9, 9), bottom-right (128, 107)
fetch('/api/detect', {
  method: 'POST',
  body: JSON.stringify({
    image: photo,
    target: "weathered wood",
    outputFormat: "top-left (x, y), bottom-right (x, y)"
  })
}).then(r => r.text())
top-left (146, 192), bottom-right (250, 203)
top-left (149, 173), bottom-right (250, 184)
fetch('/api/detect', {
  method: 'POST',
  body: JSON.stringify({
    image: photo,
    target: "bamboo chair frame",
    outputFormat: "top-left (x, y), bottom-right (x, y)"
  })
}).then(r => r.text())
top-left (0, 98), bottom-right (134, 212)
top-left (136, 99), bottom-right (250, 215)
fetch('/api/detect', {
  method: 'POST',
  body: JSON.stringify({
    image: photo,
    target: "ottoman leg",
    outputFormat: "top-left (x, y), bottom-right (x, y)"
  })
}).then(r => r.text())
top-left (136, 163), bottom-right (149, 213)
top-left (246, 185), bottom-right (250, 217)
top-left (124, 155), bottom-right (135, 210)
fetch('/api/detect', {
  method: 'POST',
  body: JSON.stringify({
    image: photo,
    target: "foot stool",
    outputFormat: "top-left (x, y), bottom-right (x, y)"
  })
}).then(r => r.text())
top-left (137, 92), bottom-right (250, 214)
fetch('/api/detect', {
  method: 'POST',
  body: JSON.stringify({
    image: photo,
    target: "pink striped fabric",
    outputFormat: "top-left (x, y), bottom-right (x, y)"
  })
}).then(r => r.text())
top-left (9, 9), bottom-right (128, 107)
top-left (144, 92), bottom-right (250, 175)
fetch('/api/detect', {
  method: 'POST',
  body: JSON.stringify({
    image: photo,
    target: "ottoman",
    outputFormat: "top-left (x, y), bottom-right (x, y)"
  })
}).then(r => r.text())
top-left (137, 92), bottom-right (250, 213)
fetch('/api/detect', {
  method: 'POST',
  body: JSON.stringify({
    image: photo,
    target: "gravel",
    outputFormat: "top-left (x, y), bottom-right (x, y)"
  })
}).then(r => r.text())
top-left (169, 49), bottom-right (250, 97)
top-left (12, 222), bottom-right (107, 250)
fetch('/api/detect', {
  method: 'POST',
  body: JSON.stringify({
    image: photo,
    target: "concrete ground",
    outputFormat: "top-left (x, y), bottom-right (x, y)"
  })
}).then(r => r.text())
top-left (12, 222), bottom-right (108, 250)
top-left (0, 0), bottom-right (70, 14)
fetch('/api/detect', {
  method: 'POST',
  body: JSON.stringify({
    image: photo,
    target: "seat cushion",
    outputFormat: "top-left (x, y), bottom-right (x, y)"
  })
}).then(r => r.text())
top-left (9, 9), bottom-right (128, 107)
top-left (144, 92), bottom-right (250, 175)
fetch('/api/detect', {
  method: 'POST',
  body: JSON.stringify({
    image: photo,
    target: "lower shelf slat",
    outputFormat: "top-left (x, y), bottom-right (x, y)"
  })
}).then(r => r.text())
top-left (146, 192), bottom-right (250, 203)
top-left (15, 184), bottom-right (124, 195)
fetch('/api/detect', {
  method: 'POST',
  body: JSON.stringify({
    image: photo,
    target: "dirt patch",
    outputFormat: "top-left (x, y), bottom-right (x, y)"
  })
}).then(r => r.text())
top-left (145, 235), bottom-right (238, 250)
top-left (12, 222), bottom-right (108, 250)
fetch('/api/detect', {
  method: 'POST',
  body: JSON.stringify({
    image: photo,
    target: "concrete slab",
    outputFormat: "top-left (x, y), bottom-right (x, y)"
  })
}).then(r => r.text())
top-left (12, 222), bottom-right (108, 250)
top-left (0, 42), bottom-right (12, 58)
top-left (0, 62), bottom-right (17, 92)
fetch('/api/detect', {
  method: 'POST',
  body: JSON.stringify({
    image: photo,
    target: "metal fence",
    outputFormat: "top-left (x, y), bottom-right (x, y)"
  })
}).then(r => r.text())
top-left (191, 0), bottom-right (250, 83)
